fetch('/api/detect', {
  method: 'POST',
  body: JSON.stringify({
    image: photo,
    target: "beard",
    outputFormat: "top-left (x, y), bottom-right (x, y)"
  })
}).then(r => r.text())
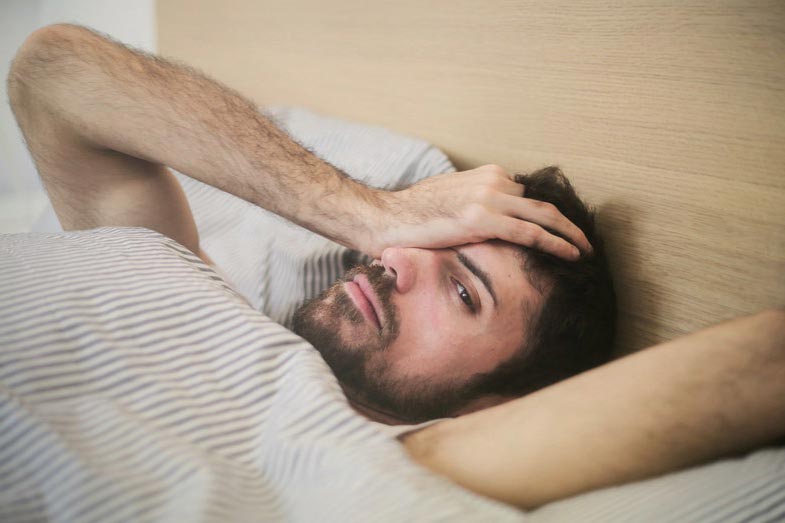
top-left (292, 263), bottom-right (474, 424)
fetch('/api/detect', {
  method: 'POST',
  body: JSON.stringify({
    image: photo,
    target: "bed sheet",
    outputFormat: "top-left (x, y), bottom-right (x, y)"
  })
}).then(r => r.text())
top-left (10, 105), bottom-right (785, 522)
top-left (0, 226), bottom-right (522, 522)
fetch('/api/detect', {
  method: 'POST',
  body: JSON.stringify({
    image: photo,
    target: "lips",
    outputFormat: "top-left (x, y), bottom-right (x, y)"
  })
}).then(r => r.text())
top-left (344, 274), bottom-right (383, 331)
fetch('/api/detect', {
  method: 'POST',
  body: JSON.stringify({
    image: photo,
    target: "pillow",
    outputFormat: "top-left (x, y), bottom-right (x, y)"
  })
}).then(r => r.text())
top-left (528, 444), bottom-right (785, 522)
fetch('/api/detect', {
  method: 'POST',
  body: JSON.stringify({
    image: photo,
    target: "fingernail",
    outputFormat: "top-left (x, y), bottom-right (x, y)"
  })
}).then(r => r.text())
top-left (572, 246), bottom-right (581, 259)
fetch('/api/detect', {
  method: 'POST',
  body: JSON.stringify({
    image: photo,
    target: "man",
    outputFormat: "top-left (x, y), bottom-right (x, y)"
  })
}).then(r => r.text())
top-left (8, 23), bottom-right (612, 426)
top-left (292, 166), bottom-right (616, 424)
top-left (7, 24), bottom-right (784, 512)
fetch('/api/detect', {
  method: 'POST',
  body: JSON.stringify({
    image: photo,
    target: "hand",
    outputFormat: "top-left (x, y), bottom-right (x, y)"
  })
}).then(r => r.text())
top-left (369, 164), bottom-right (592, 260)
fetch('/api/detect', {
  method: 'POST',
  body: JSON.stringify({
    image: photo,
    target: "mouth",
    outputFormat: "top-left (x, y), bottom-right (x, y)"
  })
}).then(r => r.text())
top-left (344, 274), bottom-right (383, 331)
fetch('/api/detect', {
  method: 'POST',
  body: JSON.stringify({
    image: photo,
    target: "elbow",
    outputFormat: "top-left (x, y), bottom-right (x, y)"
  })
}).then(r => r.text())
top-left (7, 24), bottom-right (83, 111)
top-left (763, 306), bottom-right (785, 337)
top-left (765, 306), bottom-right (785, 319)
top-left (756, 308), bottom-right (785, 362)
top-left (759, 307), bottom-right (785, 331)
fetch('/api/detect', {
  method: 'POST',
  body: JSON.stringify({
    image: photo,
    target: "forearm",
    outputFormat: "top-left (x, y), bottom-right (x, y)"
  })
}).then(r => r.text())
top-left (10, 24), bottom-right (384, 252)
top-left (9, 24), bottom-right (597, 259)
top-left (403, 309), bottom-right (785, 509)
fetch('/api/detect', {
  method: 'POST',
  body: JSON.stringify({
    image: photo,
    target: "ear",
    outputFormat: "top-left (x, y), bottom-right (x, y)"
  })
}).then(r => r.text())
top-left (453, 394), bottom-right (515, 416)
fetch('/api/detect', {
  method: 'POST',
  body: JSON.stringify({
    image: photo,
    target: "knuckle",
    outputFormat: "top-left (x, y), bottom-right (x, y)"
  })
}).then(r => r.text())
top-left (492, 173), bottom-right (512, 191)
top-left (482, 164), bottom-right (507, 177)
top-left (542, 201), bottom-right (560, 221)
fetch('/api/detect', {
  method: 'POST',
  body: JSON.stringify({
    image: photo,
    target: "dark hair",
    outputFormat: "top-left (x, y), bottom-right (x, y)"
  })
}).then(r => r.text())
top-left (465, 166), bottom-right (617, 400)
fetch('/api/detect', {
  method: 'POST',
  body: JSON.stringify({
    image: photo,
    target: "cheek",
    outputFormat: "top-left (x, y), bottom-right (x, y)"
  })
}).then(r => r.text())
top-left (392, 296), bottom-right (439, 349)
top-left (384, 293), bottom-right (468, 378)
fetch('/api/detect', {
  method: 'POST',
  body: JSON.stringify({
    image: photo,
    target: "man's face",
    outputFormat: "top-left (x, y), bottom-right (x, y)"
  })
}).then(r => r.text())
top-left (292, 240), bottom-right (543, 423)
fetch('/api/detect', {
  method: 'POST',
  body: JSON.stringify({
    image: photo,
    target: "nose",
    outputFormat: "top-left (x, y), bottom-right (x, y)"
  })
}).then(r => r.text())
top-left (380, 247), bottom-right (417, 294)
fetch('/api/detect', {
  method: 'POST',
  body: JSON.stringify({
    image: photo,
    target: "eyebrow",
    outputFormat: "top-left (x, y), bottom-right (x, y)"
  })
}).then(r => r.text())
top-left (452, 248), bottom-right (498, 308)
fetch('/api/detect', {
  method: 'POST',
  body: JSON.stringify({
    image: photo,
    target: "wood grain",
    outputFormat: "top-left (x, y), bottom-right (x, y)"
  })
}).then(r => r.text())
top-left (158, 0), bottom-right (785, 355)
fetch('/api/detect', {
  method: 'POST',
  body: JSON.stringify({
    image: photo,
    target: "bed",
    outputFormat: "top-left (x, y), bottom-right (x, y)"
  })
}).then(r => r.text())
top-left (2, 1), bottom-right (784, 521)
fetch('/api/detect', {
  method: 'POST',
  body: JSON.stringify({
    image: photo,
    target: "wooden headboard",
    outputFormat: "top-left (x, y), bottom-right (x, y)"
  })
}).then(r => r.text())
top-left (158, 0), bottom-right (785, 356)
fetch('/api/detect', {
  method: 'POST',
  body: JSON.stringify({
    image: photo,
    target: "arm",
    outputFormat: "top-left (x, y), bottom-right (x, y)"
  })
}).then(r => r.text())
top-left (401, 309), bottom-right (785, 510)
top-left (7, 24), bottom-right (589, 260)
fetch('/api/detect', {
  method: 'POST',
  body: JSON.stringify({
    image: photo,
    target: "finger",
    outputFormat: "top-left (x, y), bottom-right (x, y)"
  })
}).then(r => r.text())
top-left (513, 175), bottom-right (526, 196)
top-left (495, 193), bottom-right (592, 255)
top-left (477, 164), bottom-right (525, 196)
top-left (492, 215), bottom-right (581, 260)
top-left (499, 178), bottom-right (526, 198)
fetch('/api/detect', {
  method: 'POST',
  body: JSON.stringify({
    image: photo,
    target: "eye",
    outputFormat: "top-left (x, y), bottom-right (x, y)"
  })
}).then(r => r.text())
top-left (453, 278), bottom-right (476, 312)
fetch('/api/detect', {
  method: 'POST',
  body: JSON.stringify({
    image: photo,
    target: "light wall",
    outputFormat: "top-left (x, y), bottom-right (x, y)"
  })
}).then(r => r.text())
top-left (0, 0), bottom-right (156, 233)
top-left (158, 0), bottom-right (784, 356)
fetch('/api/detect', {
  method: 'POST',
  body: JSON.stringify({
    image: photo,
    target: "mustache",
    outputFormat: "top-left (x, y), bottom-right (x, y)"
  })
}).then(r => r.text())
top-left (343, 263), bottom-right (393, 295)
top-left (342, 263), bottom-right (399, 340)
